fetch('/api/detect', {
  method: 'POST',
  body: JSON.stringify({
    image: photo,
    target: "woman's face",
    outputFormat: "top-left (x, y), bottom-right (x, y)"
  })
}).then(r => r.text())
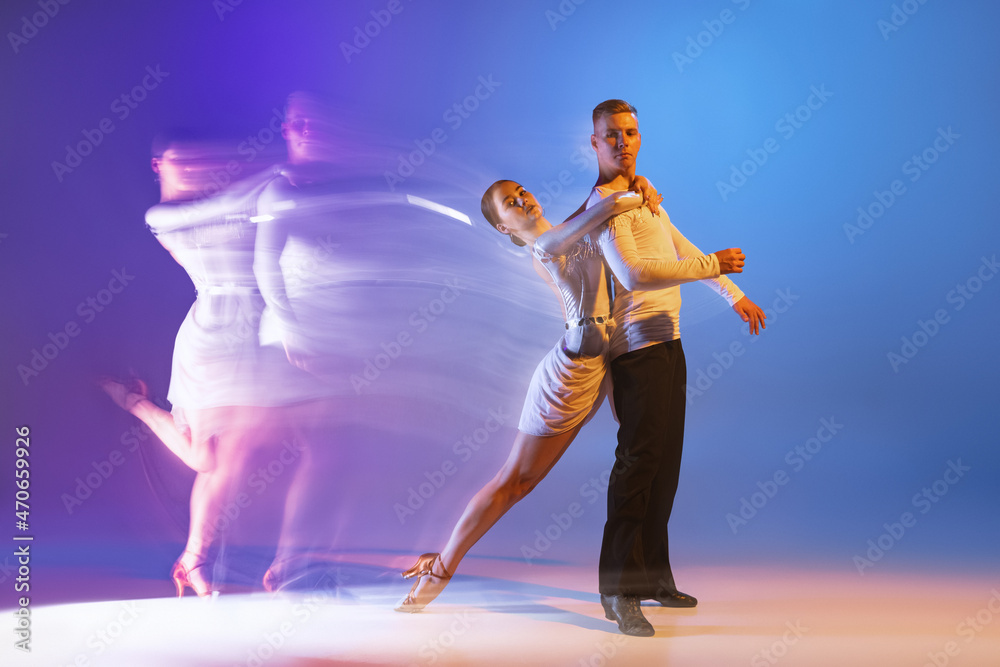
top-left (152, 143), bottom-right (224, 196)
top-left (492, 181), bottom-right (543, 237)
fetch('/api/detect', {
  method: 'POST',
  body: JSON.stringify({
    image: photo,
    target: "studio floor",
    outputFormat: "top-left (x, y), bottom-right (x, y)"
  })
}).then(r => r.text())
top-left (5, 556), bottom-right (999, 666)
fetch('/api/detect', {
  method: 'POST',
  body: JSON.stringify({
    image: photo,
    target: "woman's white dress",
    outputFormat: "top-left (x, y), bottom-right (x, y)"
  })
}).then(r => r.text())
top-left (518, 237), bottom-right (615, 436)
top-left (147, 185), bottom-right (329, 430)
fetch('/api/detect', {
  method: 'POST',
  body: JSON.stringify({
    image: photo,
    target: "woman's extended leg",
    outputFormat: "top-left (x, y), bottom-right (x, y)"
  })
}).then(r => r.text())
top-left (397, 424), bottom-right (582, 611)
top-left (100, 378), bottom-right (215, 472)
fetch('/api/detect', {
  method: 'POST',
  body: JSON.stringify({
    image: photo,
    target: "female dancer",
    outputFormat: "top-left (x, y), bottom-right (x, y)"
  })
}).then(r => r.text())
top-left (101, 135), bottom-right (329, 596)
top-left (395, 179), bottom-right (657, 611)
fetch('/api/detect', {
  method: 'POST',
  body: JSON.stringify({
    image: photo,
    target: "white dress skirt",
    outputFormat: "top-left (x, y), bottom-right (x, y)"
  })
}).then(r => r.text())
top-left (149, 189), bottom-right (331, 433)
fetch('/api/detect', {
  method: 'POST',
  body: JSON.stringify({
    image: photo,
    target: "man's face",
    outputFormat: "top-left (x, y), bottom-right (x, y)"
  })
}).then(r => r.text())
top-left (591, 112), bottom-right (641, 175)
top-left (283, 97), bottom-right (337, 164)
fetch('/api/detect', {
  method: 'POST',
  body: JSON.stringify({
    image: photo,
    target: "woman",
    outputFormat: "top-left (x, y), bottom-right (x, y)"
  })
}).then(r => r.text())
top-left (101, 134), bottom-right (329, 596)
top-left (395, 178), bottom-right (659, 611)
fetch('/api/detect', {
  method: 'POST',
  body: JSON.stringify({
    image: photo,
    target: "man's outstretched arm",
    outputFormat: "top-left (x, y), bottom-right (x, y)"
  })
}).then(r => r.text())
top-left (669, 221), bottom-right (766, 335)
top-left (732, 295), bottom-right (766, 335)
top-left (599, 211), bottom-right (725, 291)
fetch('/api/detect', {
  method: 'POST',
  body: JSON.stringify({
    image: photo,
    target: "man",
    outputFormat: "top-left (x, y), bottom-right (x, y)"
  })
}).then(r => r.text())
top-left (579, 99), bottom-right (765, 636)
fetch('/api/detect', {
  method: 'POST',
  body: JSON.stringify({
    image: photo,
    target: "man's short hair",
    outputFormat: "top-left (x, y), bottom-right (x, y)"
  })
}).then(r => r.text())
top-left (284, 90), bottom-right (334, 119)
top-left (592, 99), bottom-right (638, 125)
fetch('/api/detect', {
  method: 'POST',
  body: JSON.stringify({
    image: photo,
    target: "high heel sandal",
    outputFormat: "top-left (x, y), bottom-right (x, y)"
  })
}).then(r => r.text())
top-left (394, 553), bottom-right (452, 613)
top-left (262, 554), bottom-right (311, 593)
top-left (171, 554), bottom-right (220, 598)
top-left (263, 554), bottom-right (333, 593)
top-left (98, 376), bottom-right (150, 413)
top-left (262, 565), bottom-right (282, 593)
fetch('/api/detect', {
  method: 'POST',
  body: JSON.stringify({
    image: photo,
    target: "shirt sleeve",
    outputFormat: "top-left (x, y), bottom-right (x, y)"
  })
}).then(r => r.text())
top-left (145, 167), bottom-right (278, 234)
top-left (598, 210), bottom-right (722, 291)
top-left (667, 219), bottom-right (745, 306)
top-left (252, 180), bottom-right (298, 328)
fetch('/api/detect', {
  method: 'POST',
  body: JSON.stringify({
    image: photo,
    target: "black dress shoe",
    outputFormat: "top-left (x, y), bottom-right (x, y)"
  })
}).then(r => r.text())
top-left (651, 589), bottom-right (697, 607)
top-left (600, 594), bottom-right (655, 637)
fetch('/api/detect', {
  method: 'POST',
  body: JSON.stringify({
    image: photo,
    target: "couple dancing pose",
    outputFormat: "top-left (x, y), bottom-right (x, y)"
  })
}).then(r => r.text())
top-left (396, 99), bottom-right (765, 636)
top-left (101, 94), bottom-right (764, 637)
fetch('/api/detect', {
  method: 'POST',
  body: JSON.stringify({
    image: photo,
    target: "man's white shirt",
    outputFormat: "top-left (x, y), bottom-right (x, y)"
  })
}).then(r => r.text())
top-left (587, 185), bottom-right (744, 360)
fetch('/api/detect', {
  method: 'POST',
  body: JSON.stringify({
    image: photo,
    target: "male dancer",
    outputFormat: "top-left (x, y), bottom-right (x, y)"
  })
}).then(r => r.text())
top-left (580, 99), bottom-right (766, 636)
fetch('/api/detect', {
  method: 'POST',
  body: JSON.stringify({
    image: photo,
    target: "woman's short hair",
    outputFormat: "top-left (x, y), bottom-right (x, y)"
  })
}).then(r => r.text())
top-left (481, 180), bottom-right (526, 247)
top-left (151, 127), bottom-right (208, 158)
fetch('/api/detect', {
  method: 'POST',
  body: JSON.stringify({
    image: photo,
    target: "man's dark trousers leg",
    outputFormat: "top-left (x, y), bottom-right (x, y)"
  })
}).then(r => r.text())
top-left (599, 339), bottom-right (686, 596)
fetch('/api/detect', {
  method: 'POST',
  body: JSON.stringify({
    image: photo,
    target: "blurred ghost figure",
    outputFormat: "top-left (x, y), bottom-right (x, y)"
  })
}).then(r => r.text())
top-left (252, 92), bottom-right (547, 589)
top-left (101, 130), bottom-right (330, 596)
top-left (253, 92), bottom-right (392, 589)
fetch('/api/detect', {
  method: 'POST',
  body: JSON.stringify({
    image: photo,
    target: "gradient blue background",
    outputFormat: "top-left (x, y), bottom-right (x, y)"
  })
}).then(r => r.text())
top-left (1, 0), bottom-right (997, 607)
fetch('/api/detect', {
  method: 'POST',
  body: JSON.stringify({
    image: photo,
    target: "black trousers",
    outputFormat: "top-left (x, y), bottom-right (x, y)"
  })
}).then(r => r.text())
top-left (598, 339), bottom-right (686, 596)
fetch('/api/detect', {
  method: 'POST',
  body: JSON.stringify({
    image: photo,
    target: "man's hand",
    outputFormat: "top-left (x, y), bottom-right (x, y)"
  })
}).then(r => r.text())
top-left (628, 175), bottom-right (663, 216)
top-left (281, 333), bottom-right (319, 372)
top-left (714, 248), bottom-right (745, 274)
top-left (733, 296), bottom-right (766, 335)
